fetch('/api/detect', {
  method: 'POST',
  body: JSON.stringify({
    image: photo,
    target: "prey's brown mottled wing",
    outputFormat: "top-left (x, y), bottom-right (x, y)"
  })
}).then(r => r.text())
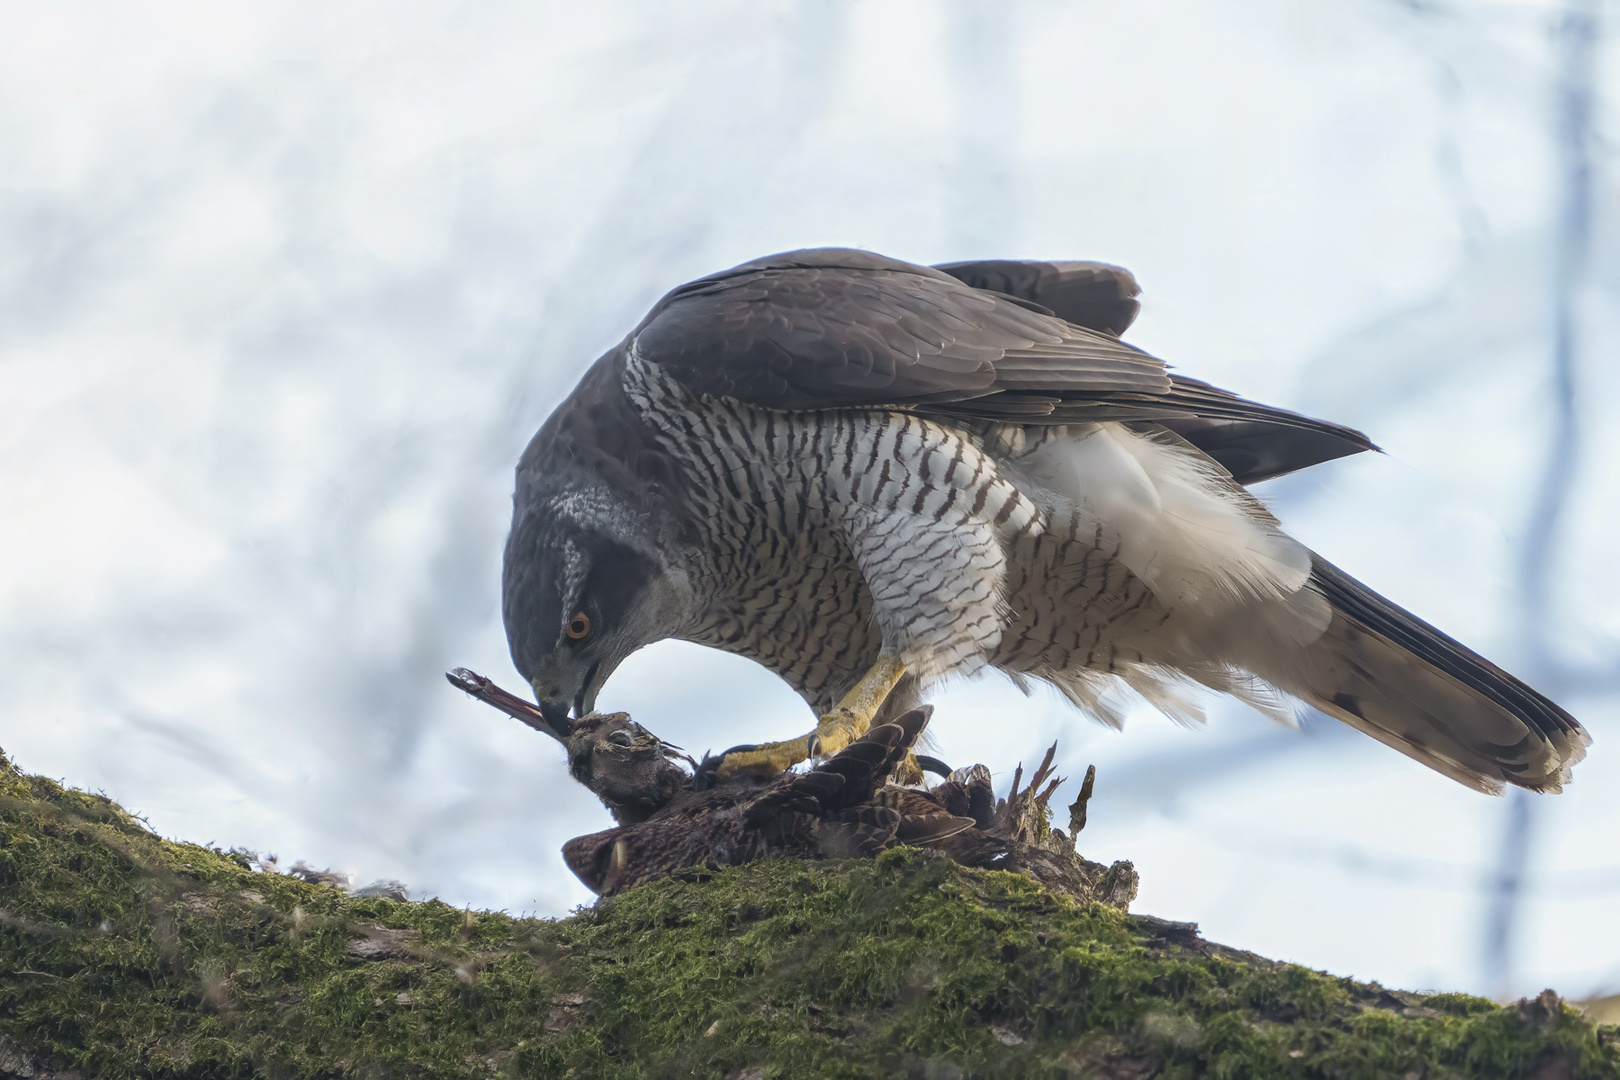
top-left (743, 708), bottom-right (931, 827)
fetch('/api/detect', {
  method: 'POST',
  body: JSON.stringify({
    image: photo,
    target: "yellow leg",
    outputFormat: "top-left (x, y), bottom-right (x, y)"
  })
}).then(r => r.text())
top-left (713, 655), bottom-right (908, 778)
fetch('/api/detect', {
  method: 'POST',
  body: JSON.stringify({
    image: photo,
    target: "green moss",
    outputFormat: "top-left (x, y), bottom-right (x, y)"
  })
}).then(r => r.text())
top-left (2, 749), bottom-right (1616, 1079)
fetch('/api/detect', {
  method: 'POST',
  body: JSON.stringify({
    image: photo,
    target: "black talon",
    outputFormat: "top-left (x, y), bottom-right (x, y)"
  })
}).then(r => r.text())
top-left (915, 754), bottom-right (954, 778)
top-left (691, 743), bottom-right (762, 790)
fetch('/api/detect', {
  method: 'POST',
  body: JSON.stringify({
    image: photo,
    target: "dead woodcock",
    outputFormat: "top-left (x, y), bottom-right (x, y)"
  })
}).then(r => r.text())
top-left (447, 667), bottom-right (1137, 906)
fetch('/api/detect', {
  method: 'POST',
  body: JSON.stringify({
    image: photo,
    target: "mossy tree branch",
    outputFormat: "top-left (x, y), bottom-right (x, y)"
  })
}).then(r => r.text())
top-left (1, 748), bottom-right (1615, 1079)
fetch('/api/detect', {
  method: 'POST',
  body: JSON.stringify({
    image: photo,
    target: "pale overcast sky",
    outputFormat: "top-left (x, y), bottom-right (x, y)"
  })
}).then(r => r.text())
top-left (1, 0), bottom-right (1616, 1001)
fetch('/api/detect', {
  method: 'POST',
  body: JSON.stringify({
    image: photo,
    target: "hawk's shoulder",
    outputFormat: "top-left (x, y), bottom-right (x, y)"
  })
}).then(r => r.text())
top-left (629, 247), bottom-right (1168, 412)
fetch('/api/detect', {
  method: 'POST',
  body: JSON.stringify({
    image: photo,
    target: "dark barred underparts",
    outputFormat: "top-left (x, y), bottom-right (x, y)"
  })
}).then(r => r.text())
top-left (447, 668), bottom-right (1138, 906)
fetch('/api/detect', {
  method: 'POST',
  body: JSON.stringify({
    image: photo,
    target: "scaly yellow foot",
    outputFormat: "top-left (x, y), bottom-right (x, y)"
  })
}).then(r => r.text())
top-left (710, 655), bottom-right (908, 780)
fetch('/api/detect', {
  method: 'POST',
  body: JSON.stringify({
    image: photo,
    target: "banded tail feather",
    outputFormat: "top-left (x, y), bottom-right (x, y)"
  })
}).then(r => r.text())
top-left (1016, 419), bottom-right (1585, 794)
top-left (1275, 557), bottom-right (1588, 795)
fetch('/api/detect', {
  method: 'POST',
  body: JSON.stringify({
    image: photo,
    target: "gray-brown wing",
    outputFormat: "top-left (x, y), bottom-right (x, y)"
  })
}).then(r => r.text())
top-left (934, 258), bottom-right (1142, 337)
top-left (630, 248), bottom-right (1169, 410)
top-left (1153, 413), bottom-right (1373, 486)
top-left (933, 257), bottom-right (1372, 483)
top-left (632, 249), bottom-right (1373, 483)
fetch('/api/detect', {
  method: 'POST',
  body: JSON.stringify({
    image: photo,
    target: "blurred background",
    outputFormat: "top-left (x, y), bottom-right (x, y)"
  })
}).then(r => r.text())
top-left (1, 0), bottom-right (1616, 1003)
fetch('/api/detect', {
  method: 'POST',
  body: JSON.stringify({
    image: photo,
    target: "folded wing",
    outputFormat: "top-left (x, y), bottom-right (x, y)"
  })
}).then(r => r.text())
top-left (632, 248), bottom-right (1372, 485)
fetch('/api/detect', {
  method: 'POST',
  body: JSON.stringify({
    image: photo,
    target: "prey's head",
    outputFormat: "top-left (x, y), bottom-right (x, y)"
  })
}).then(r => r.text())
top-left (502, 480), bottom-right (691, 732)
top-left (564, 712), bottom-right (689, 824)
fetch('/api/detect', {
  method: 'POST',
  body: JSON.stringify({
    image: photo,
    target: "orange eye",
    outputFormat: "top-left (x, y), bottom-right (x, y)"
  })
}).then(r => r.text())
top-left (566, 612), bottom-right (591, 640)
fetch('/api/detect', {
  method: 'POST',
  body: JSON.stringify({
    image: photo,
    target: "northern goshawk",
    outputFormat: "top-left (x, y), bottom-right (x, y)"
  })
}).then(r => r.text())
top-left (502, 248), bottom-right (1587, 793)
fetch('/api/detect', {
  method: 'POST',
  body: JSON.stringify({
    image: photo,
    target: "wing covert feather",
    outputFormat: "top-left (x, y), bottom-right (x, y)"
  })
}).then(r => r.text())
top-left (934, 258), bottom-right (1142, 336)
top-left (631, 249), bottom-right (1171, 411)
top-left (630, 248), bottom-right (1374, 483)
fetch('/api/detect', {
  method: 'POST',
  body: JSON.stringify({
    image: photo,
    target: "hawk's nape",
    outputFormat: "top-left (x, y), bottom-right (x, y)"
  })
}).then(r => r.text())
top-left (502, 248), bottom-right (1588, 796)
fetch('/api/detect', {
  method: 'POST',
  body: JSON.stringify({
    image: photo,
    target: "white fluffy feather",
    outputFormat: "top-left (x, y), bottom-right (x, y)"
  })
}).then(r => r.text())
top-left (1025, 424), bottom-right (1314, 610)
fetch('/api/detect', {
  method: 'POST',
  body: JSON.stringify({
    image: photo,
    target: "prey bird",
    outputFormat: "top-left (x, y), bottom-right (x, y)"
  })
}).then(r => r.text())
top-left (445, 668), bottom-right (1135, 905)
top-left (502, 249), bottom-right (1588, 794)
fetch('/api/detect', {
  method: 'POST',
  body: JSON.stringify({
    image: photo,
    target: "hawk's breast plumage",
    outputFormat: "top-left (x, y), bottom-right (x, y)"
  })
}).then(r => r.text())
top-left (502, 248), bottom-right (1588, 795)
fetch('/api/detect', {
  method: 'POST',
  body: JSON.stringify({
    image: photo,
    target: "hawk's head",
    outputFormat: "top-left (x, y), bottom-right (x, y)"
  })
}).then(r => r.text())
top-left (502, 476), bottom-right (691, 732)
top-left (503, 348), bottom-right (696, 731)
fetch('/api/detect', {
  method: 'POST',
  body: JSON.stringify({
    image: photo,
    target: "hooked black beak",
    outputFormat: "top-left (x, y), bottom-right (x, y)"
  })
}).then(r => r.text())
top-left (536, 661), bottom-right (600, 735)
top-left (538, 696), bottom-right (573, 735)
